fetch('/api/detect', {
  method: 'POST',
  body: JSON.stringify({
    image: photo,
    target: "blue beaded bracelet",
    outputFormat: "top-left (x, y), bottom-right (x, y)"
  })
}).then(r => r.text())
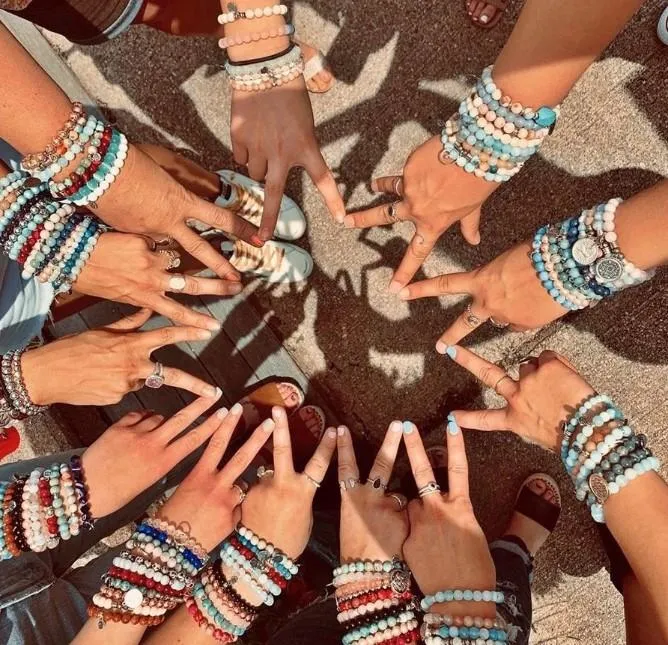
top-left (435, 624), bottom-right (508, 642)
top-left (420, 589), bottom-right (504, 612)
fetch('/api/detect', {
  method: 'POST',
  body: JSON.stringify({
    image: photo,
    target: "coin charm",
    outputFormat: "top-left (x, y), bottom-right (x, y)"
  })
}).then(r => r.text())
top-left (588, 473), bottom-right (609, 504)
top-left (571, 237), bottom-right (599, 265)
top-left (123, 588), bottom-right (144, 610)
top-left (594, 256), bottom-right (624, 283)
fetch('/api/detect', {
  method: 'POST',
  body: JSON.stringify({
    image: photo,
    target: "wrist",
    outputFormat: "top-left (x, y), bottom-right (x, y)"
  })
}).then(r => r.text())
top-left (20, 348), bottom-right (54, 406)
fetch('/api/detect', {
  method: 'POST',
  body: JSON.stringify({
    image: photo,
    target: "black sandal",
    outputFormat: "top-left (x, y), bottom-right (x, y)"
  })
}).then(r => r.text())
top-left (514, 473), bottom-right (562, 533)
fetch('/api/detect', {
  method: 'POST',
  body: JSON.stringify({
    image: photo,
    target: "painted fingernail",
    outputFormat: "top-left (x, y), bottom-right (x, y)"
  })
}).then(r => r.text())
top-left (390, 420), bottom-right (403, 433)
top-left (388, 280), bottom-right (402, 294)
top-left (196, 329), bottom-right (213, 340)
top-left (327, 428), bottom-right (337, 438)
top-left (435, 341), bottom-right (447, 355)
top-left (343, 215), bottom-right (354, 229)
top-left (445, 345), bottom-right (457, 359)
top-left (262, 418), bottom-right (275, 432)
top-left (398, 288), bottom-right (410, 300)
top-left (272, 406), bottom-right (286, 420)
top-left (447, 414), bottom-right (459, 435)
top-left (216, 407), bottom-right (229, 418)
top-left (204, 385), bottom-right (218, 397)
top-left (251, 235), bottom-right (265, 247)
top-left (402, 421), bottom-right (415, 435)
top-left (335, 212), bottom-right (345, 224)
top-left (206, 319), bottom-right (222, 331)
top-left (228, 283), bottom-right (243, 295)
top-left (169, 276), bottom-right (187, 291)
top-left (230, 402), bottom-right (243, 415)
top-left (337, 425), bottom-right (347, 436)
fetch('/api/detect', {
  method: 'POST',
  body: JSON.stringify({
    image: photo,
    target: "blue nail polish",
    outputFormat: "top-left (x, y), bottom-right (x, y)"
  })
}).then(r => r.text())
top-left (445, 346), bottom-right (457, 359)
top-left (447, 414), bottom-right (459, 435)
top-left (402, 421), bottom-right (415, 435)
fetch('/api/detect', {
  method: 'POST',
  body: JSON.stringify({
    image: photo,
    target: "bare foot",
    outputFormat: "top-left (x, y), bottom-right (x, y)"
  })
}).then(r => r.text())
top-left (296, 40), bottom-right (335, 94)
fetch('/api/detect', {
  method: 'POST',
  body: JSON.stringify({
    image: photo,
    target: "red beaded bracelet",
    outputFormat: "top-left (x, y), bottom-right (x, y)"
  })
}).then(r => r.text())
top-left (186, 597), bottom-right (237, 643)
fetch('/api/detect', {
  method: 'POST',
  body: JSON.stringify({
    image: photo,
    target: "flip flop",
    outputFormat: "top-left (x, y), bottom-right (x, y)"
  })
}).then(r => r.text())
top-left (297, 41), bottom-right (335, 94)
top-left (0, 426), bottom-right (20, 462)
top-left (514, 473), bottom-right (562, 534)
top-left (468, 0), bottom-right (508, 29)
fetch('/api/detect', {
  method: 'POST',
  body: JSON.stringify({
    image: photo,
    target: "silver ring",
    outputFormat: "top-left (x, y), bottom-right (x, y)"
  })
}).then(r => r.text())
top-left (303, 472), bottom-right (322, 489)
top-left (392, 177), bottom-right (403, 196)
top-left (232, 483), bottom-right (247, 504)
top-left (489, 317), bottom-right (509, 329)
top-left (257, 466), bottom-right (274, 480)
top-left (367, 477), bottom-right (388, 492)
top-left (168, 274), bottom-right (187, 292)
top-left (388, 493), bottom-right (407, 511)
top-left (159, 249), bottom-right (181, 270)
top-left (338, 478), bottom-right (360, 492)
top-left (386, 201), bottom-right (401, 221)
top-left (464, 303), bottom-right (484, 329)
top-left (418, 481), bottom-right (441, 498)
top-left (144, 362), bottom-right (165, 389)
top-left (493, 374), bottom-right (513, 395)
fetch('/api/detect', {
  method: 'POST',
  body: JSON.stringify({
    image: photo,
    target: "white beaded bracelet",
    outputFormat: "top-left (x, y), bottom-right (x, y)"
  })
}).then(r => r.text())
top-left (217, 3), bottom-right (288, 24)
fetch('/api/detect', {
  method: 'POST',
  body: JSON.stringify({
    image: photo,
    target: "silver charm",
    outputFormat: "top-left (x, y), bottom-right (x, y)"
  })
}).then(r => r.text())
top-left (594, 256), bottom-right (624, 283)
top-left (390, 569), bottom-right (411, 594)
top-left (571, 237), bottom-right (599, 266)
top-left (588, 473), bottom-right (609, 504)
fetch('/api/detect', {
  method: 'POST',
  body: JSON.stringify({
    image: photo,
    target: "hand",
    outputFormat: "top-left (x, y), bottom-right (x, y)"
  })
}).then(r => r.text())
top-left (81, 394), bottom-right (222, 518)
top-left (94, 144), bottom-right (260, 280)
top-left (240, 406), bottom-right (337, 559)
top-left (399, 241), bottom-right (567, 350)
top-left (74, 232), bottom-right (243, 332)
top-left (344, 136), bottom-right (497, 291)
top-left (336, 423), bottom-right (409, 561)
top-left (230, 79), bottom-right (345, 241)
top-left (156, 402), bottom-right (275, 551)
top-left (21, 309), bottom-right (218, 406)
top-left (447, 345), bottom-right (595, 452)
top-left (402, 422), bottom-right (496, 618)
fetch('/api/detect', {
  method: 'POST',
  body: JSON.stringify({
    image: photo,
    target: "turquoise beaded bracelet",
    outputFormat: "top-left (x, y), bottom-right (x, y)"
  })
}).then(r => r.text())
top-left (420, 589), bottom-right (504, 612)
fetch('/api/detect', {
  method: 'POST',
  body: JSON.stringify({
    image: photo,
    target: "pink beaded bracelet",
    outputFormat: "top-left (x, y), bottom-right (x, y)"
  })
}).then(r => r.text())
top-left (218, 23), bottom-right (294, 49)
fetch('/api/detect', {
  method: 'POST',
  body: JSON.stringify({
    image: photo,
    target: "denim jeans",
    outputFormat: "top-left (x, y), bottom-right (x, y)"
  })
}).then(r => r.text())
top-left (0, 448), bottom-right (200, 645)
top-left (268, 537), bottom-right (534, 645)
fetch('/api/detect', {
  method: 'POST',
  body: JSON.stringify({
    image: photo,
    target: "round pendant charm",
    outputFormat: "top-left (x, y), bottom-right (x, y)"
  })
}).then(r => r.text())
top-left (588, 473), bottom-right (609, 504)
top-left (123, 588), bottom-right (144, 610)
top-left (390, 569), bottom-right (411, 594)
top-left (594, 256), bottom-right (624, 283)
top-left (571, 237), bottom-right (599, 266)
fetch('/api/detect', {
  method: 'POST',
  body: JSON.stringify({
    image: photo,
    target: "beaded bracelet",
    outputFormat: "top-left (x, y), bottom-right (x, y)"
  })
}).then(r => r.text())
top-left (343, 614), bottom-right (419, 645)
top-left (217, 3), bottom-right (288, 24)
top-left (421, 589), bottom-right (504, 612)
top-left (218, 23), bottom-right (294, 49)
top-left (225, 44), bottom-right (304, 92)
top-left (1, 350), bottom-right (48, 419)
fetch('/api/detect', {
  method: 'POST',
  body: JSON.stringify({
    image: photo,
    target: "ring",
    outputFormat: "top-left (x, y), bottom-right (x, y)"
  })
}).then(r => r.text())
top-left (489, 317), bottom-right (509, 329)
top-left (493, 374), bottom-right (513, 394)
top-left (303, 472), bottom-right (322, 489)
top-left (386, 201), bottom-right (401, 222)
top-left (367, 477), bottom-right (388, 492)
top-left (464, 303), bottom-right (484, 329)
top-left (418, 481), bottom-right (441, 498)
top-left (388, 493), bottom-right (407, 511)
top-left (159, 249), bottom-right (181, 270)
top-left (257, 466), bottom-right (274, 480)
top-left (518, 356), bottom-right (539, 369)
top-left (168, 275), bottom-right (187, 292)
top-left (392, 177), bottom-right (403, 196)
top-left (144, 362), bottom-right (165, 389)
top-left (338, 478), bottom-right (360, 492)
top-left (232, 483), bottom-right (247, 504)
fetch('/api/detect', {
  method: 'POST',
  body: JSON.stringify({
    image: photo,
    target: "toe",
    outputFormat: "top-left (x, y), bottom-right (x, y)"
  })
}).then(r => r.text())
top-left (478, 4), bottom-right (497, 25)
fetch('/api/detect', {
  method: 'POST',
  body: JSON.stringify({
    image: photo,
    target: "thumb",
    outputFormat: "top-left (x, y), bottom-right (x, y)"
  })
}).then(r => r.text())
top-left (459, 207), bottom-right (481, 245)
top-left (104, 308), bottom-right (153, 332)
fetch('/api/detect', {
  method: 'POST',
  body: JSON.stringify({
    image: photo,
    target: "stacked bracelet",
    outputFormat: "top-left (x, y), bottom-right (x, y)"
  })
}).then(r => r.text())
top-left (217, 3), bottom-right (288, 24)
top-left (218, 23), bottom-right (294, 49)
top-left (225, 44), bottom-right (304, 91)
top-left (561, 394), bottom-right (662, 523)
top-left (439, 65), bottom-right (558, 183)
top-left (0, 349), bottom-right (47, 423)
top-left (531, 199), bottom-right (654, 311)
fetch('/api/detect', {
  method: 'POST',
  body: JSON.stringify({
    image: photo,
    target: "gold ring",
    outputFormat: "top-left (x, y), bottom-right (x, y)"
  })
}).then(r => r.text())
top-left (388, 493), bottom-right (407, 511)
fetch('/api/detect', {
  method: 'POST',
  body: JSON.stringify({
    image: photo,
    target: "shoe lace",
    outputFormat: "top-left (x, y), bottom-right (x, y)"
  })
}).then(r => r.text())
top-left (232, 240), bottom-right (285, 272)
top-left (230, 182), bottom-right (264, 224)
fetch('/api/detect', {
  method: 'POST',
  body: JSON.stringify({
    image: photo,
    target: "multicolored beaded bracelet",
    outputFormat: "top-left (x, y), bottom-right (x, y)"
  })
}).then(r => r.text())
top-left (218, 23), bottom-right (294, 49)
top-left (217, 3), bottom-right (288, 24)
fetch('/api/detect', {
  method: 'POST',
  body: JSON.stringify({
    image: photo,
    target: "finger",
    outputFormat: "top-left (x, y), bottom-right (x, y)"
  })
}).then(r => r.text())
top-left (518, 356), bottom-right (540, 379)
top-left (304, 148), bottom-right (346, 225)
top-left (184, 201), bottom-right (260, 250)
top-left (271, 406), bottom-right (294, 477)
top-left (194, 401), bottom-right (243, 472)
top-left (343, 201), bottom-right (408, 230)
top-left (389, 228), bottom-right (438, 293)
top-left (134, 413), bottom-right (165, 433)
top-left (367, 420), bottom-right (403, 482)
top-left (444, 415), bottom-right (470, 499)
top-left (397, 272), bottom-right (475, 301)
top-left (459, 207), bottom-right (482, 246)
top-left (232, 139), bottom-right (249, 166)
top-left (450, 408), bottom-right (511, 432)
top-left (114, 410), bottom-right (150, 426)
top-left (401, 421), bottom-right (438, 504)
top-left (166, 405), bottom-right (227, 466)
top-left (443, 344), bottom-right (518, 399)
top-left (138, 325), bottom-right (215, 352)
top-left (258, 167), bottom-right (288, 241)
top-left (219, 413), bottom-right (275, 485)
top-left (434, 303), bottom-right (489, 351)
top-left (247, 154), bottom-right (268, 183)
top-left (174, 224), bottom-right (243, 282)
top-left (104, 308), bottom-right (152, 332)
top-left (154, 248), bottom-right (182, 271)
top-left (162, 366), bottom-right (220, 398)
top-left (161, 273), bottom-right (244, 298)
top-left (336, 425), bottom-right (360, 483)
top-left (371, 175), bottom-right (403, 197)
top-left (538, 349), bottom-right (577, 372)
top-left (303, 427), bottom-right (337, 490)
top-left (153, 295), bottom-right (223, 333)
top-left (157, 393), bottom-right (222, 444)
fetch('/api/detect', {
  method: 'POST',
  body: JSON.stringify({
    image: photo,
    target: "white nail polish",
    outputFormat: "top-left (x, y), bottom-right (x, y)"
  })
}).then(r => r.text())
top-left (216, 407), bottom-right (229, 419)
top-left (337, 426), bottom-right (347, 436)
top-left (327, 429), bottom-right (337, 438)
top-left (262, 419), bottom-right (275, 432)
top-left (390, 421), bottom-right (402, 433)
top-left (231, 402), bottom-right (243, 415)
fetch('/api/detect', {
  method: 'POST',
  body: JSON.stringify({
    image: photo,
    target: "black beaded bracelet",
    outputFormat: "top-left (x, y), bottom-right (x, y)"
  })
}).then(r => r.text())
top-left (70, 454), bottom-right (94, 529)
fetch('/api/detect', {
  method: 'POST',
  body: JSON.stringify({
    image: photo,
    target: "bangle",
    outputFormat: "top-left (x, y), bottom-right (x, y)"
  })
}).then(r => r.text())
top-left (217, 3), bottom-right (288, 24)
top-left (218, 23), bottom-right (294, 49)
top-left (420, 589), bottom-right (504, 612)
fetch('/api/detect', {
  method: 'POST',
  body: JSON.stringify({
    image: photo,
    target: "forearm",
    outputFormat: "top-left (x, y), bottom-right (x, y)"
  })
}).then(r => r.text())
top-left (493, 0), bottom-right (644, 105)
top-left (72, 621), bottom-right (145, 645)
top-left (142, 606), bottom-right (214, 645)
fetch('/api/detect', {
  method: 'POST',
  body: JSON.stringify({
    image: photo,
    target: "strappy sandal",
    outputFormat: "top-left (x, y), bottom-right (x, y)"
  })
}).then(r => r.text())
top-left (0, 426), bottom-right (20, 462)
top-left (514, 473), bottom-right (562, 536)
top-left (296, 40), bottom-right (335, 94)
top-left (468, 0), bottom-right (508, 29)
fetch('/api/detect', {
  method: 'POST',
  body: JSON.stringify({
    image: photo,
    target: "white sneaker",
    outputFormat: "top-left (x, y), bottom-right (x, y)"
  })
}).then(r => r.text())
top-left (215, 170), bottom-right (307, 241)
top-left (221, 240), bottom-right (313, 283)
top-left (659, 6), bottom-right (668, 45)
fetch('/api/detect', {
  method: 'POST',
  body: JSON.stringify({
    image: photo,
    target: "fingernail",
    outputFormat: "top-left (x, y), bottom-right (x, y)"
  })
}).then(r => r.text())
top-left (197, 329), bottom-right (213, 340)
top-left (390, 420), bottom-right (403, 433)
top-left (445, 345), bottom-right (457, 359)
top-left (216, 407), bottom-right (229, 418)
top-left (343, 215), bottom-right (354, 229)
top-left (272, 406), bottom-right (286, 420)
top-left (402, 421), bottom-right (415, 435)
top-left (337, 425), bottom-right (347, 436)
top-left (230, 402), bottom-right (243, 415)
top-left (251, 235), bottom-right (265, 247)
top-left (335, 212), bottom-right (345, 225)
top-left (370, 179), bottom-right (378, 192)
top-left (447, 414), bottom-right (459, 435)
top-left (398, 287), bottom-right (410, 300)
top-left (262, 418), bottom-right (275, 432)
top-left (388, 280), bottom-right (402, 294)
top-left (435, 341), bottom-right (447, 355)
top-left (204, 385), bottom-right (217, 397)
top-left (228, 283), bottom-right (243, 295)
top-left (206, 319), bottom-right (222, 331)
top-left (327, 428), bottom-right (337, 438)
